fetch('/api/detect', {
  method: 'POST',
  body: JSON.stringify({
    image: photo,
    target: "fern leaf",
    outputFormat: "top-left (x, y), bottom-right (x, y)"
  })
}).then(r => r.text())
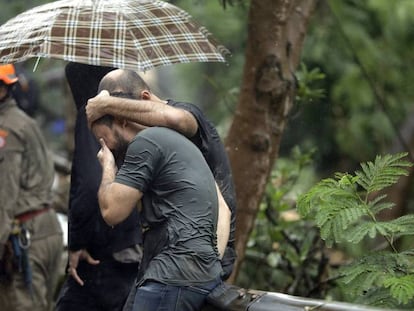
top-left (315, 201), bottom-right (367, 245)
top-left (297, 176), bottom-right (358, 217)
top-left (392, 214), bottom-right (414, 227)
top-left (297, 153), bottom-right (414, 308)
top-left (340, 256), bottom-right (382, 285)
top-left (346, 219), bottom-right (414, 244)
top-left (340, 262), bottom-right (383, 297)
top-left (356, 153), bottom-right (411, 194)
top-left (357, 287), bottom-right (401, 309)
top-left (346, 221), bottom-right (379, 243)
top-left (340, 252), bottom-right (414, 291)
top-left (368, 194), bottom-right (395, 215)
top-left (383, 275), bottom-right (414, 305)
top-left (389, 215), bottom-right (414, 237)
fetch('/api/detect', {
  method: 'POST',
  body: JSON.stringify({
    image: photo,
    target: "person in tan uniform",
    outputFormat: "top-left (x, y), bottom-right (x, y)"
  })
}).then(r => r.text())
top-left (0, 64), bottom-right (63, 311)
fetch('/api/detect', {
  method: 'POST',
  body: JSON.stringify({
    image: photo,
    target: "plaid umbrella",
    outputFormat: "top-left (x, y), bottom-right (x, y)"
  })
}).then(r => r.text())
top-left (0, 0), bottom-right (229, 72)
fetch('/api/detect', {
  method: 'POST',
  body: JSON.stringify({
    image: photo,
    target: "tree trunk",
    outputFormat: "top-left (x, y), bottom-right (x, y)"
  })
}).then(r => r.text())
top-left (225, 0), bottom-right (317, 283)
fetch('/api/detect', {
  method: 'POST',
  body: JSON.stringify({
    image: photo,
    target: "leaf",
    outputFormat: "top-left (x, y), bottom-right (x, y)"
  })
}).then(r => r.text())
top-left (297, 153), bottom-right (414, 306)
top-left (297, 176), bottom-right (358, 218)
top-left (357, 287), bottom-right (400, 308)
top-left (369, 197), bottom-right (395, 214)
top-left (346, 221), bottom-right (375, 243)
top-left (383, 275), bottom-right (414, 305)
top-left (315, 200), bottom-right (367, 244)
top-left (356, 153), bottom-right (412, 194)
top-left (389, 215), bottom-right (414, 237)
top-left (392, 214), bottom-right (414, 228)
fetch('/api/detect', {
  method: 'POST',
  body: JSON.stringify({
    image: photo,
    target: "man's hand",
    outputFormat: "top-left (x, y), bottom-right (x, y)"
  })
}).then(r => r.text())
top-left (97, 138), bottom-right (116, 170)
top-left (86, 90), bottom-right (110, 127)
top-left (67, 249), bottom-right (100, 286)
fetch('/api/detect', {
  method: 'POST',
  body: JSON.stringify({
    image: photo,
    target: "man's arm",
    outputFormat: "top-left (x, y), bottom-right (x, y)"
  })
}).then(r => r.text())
top-left (87, 91), bottom-right (198, 138)
top-left (216, 183), bottom-right (231, 259)
top-left (97, 138), bottom-right (142, 226)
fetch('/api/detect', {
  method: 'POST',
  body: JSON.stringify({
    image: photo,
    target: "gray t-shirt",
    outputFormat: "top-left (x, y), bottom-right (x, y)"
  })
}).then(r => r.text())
top-left (115, 127), bottom-right (222, 285)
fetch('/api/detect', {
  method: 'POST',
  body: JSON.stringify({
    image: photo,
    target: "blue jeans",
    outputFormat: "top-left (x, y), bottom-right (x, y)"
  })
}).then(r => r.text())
top-left (132, 279), bottom-right (221, 311)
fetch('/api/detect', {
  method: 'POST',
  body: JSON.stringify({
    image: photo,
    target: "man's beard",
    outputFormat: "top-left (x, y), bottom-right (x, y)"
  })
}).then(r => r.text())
top-left (112, 130), bottom-right (129, 168)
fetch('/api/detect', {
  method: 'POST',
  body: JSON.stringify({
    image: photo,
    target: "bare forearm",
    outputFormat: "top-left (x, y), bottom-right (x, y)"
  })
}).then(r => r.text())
top-left (97, 156), bottom-right (142, 226)
top-left (101, 97), bottom-right (155, 122)
top-left (101, 97), bottom-right (197, 137)
top-left (97, 163), bottom-right (117, 226)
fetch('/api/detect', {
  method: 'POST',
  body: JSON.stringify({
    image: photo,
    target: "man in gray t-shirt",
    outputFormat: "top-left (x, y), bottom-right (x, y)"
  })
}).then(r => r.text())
top-left (115, 127), bottom-right (222, 286)
top-left (91, 70), bottom-right (223, 311)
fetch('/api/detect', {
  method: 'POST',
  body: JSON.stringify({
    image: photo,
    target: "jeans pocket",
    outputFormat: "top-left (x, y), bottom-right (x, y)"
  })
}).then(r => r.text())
top-left (134, 281), bottom-right (166, 311)
top-left (185, 286), bottom-right (211, 296)
top-left (186, 278), bottom-right (221, 295)
top-left (139, 281), bottom-right (166, 293)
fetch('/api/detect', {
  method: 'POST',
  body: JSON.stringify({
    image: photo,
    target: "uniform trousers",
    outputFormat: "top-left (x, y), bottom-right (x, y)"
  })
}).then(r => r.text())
top-left (0, 211), bottom-right (63, 311)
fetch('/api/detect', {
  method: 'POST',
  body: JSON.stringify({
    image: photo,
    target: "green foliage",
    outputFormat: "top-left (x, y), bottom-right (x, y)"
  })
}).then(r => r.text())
top-left (295, 0), bottom-right (414, 166)
top-left (339, 251), bottom-right (414, 307)
top-left (297, 153), bottom-right (414, 308)
top-left (298, 153), bottom-right (411, 246)
top-left (218, 0), bottom-right (247, 9)
top-left (238, 148), bottom-right (335, 298)
top-left (295, 63), bottom-right (326, 106)
top-left (356, 154), bottom-right (412, 193)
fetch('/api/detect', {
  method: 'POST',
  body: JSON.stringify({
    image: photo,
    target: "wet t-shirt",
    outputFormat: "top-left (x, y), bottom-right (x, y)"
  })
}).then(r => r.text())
top-left (115, 127), bottom-right (222, 285)
top-left (167, 100), bottom-right (237, 279)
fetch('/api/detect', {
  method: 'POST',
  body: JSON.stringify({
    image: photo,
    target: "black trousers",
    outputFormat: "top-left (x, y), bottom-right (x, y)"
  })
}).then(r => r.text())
top-left (55, 259), bottom-right (138, 311)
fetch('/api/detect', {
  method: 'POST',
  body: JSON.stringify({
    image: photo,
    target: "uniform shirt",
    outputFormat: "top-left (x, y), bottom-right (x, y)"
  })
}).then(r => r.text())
top-left (115, 127), bottom-right (222, 285)
top-left (0, 99), bottom-right (59, 248)
top-left (167, 100), bottom-right (237, 279)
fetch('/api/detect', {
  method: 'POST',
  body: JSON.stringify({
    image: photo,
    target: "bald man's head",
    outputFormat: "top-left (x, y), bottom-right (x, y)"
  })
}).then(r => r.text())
top-left (98, 69), bottom-right (150, 99)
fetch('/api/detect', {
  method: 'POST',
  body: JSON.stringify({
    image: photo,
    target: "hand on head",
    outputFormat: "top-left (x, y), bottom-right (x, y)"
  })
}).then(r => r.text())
top-left (86, 90), bottom-right (110, 128)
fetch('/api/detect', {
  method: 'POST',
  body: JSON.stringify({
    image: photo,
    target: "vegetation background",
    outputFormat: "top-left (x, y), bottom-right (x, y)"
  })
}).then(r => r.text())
top-left (1, 0), bottom-right (414, 309)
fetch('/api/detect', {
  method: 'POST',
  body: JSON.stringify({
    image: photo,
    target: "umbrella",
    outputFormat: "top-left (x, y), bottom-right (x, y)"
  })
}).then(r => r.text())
top-left (0, 0), bottom-right (229, 72)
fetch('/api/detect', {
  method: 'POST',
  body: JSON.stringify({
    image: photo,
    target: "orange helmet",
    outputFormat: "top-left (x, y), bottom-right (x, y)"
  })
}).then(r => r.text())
top-left (0, 64), bottom-right (18, 85)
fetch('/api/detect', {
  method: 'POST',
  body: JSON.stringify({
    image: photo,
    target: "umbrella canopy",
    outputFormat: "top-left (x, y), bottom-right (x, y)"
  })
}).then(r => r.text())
top-left (0, 0), bottom-right (229, 72)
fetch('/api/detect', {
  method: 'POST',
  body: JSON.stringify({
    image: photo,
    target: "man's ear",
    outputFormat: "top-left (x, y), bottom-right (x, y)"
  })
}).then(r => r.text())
top-left (113, 117), bottom-right (127, 128)
top-left (140, 90), bottom-right (151, 100)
